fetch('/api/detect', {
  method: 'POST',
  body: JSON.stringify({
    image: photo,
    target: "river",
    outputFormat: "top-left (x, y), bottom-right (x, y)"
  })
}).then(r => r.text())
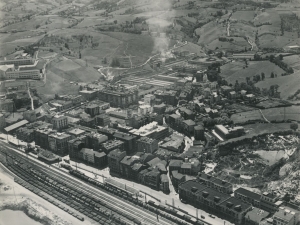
top-left (0, 209), bottom-right (41, 225)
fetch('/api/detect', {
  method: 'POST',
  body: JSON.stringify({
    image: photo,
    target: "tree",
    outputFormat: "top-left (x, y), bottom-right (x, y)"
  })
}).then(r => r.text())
top-left (65, 43), bottom-right (69, 49)
top-left (290, 123), bottom-right (298, 131)
top-left (114, 20), bottom-right (118, 24)
top-left (270, 72), bottom-right (274, 78)
top-left (261, 72), bottom-right (265, 81)
top-left (279, 54), bottom-right (283, 60)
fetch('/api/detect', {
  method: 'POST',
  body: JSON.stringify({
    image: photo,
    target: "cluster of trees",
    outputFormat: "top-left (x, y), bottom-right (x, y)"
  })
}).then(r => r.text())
top-left (269, 54), bottom-right (294, 74)
top-left (110, 58), bottom-right (121, 67)
top-left (219, 37), bottom-right (234, 42)
top-left (202, 116), bottom-right (233, 127)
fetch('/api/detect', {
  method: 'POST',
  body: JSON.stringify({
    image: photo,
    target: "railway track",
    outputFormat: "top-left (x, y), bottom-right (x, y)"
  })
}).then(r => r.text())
top-left (0, 142), bottom-right (186, 225)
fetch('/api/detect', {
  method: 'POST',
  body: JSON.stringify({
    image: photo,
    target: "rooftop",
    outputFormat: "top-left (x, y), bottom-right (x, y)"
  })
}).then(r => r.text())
top-left (235, 188), bottom-right (261, 201)
top-left (245, 207), bottom-right (269, 223)
top-left (220, 197), bottom-right (252, 213)
top-left (274, 207), bottom-right (298, 221)
top-left (4, 120), bottom-right (29, 132)
top-left (68, 128), bottom-right (85, 135)
top-left (172, 170), bottom-right (185, 180)
top-left (179, 180), bottom-right (207, 193)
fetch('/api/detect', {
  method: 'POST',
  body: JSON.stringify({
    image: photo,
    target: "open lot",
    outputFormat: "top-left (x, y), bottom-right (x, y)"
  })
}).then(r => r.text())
top-left (221, 60), bottom-right (285, 84)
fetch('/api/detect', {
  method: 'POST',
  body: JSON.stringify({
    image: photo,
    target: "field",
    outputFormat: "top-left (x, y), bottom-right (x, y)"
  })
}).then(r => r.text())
top-left (231, 106), bottom-right (300, 124)
top-left (253, 9), bottom-right (281, 27)
top-left (48, 57), bottom-right (102, 82)
top-left (230, 22), bottom-right (257, 40)
top-left (227, 103), bottom-right (258, 113)
top-left (230, 110), bottom-right (263, 124)
top-left (283, 55), bottom-right (300, 71)
top-left (0, 31), bottom-right (45, 57)
top-left (220, 61), bottom-right (286, 84)
top-left (207, 37), bottom-right (250, 52)
top-left (231, 11), bottom-right (257, 22)
top-left (259, 32), bottom-right (300, 49)
top-left (255, 71), bottom-right (300, 99)
top-left (196, 21), bottom-right (226, 45)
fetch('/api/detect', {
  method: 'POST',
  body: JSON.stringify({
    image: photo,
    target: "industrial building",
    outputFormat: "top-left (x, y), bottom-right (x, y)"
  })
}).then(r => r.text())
top-left (214, 125), bottom-right (245, 140)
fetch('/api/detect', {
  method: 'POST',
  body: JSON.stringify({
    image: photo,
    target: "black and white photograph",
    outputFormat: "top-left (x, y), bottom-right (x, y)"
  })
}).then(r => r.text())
top-left (0, 0), bottom-right (300, 224)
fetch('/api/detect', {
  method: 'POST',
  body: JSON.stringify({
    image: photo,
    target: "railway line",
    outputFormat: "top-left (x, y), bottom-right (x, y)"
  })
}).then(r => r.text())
top-left (0, 142), bottom-right (196, 225)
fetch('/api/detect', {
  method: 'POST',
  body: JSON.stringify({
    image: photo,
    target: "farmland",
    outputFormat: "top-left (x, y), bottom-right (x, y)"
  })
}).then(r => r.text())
top-left (283, 55), bottom-right (300, 71)
top-left (255, 71), bottom-right (300, 99)
top-left (220, 61), bottom-right (286, 84)
top-left (231, 106), bottom-right (300, 124)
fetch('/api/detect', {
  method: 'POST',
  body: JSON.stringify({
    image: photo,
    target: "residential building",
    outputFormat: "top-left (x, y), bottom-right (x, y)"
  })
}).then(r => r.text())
top-left (194, 125), bottom-right (205, 141)
top-left (107, 149), bottom-right (126, 174)
top-left (0, 114), bottom-right (5, 131)
top-left (182, 119), bottom-right (196, 135)
top-left (197, 172), bottom-right (233, 194)
top-left (136, 137), bottom-right (158, 154)
top-left (245, 207), bottom-right (269, 225)
top-left (48, 132), bottom-right (72, 155)
top-left (0, 99), bottom-right (14, 112)
top-left (52, 114), bottom-right (68, 131)
top-left (235, 188), bottom-right (261, 208)
top-left (129, 121), bottom-right (169, 140)
top-left (23, 110), bottom-right (36, 123)
top-left (113, 131), bottom-right (137, 154)
top-left (144, 94), bottom-right (155, 105)
top-left (153, 103), bottom-right (166, 114)
top-left (273, 206), bottom-right (300, 225)
top-left (68, 136), bottom-right (86, 159)
top-left (94, 152), bottom-right (107, 168)
top-left (143, 168), bottom-right (161, 190)
top-left (120, 155), bottom-right (140, 179)
top-left (171, 170), bottom-right (186, 189)
top-left (101, 139), bottom-right (124, 154)
top-left (98, 127), bottom-right (118, 139)
top-left (138, 104), bottom-right (152, 115)
top-left (78, 148), bottom-right (95, 164)
top-left (67, 128), bottom-right (85, 138)
top-left (169, 160), bottom-right (183, 172)
top-left (85, 103), bottom-right (100, 117)
top-left (160, 174), bottom-right (170, 193)
top-left (34, 127), bottom-right (53, 149)
top-left (131, 163), bottom-right (147, 181)
top-left (98, 85), bottom-right (138, 108)
top-left (86, 132), bottom-right (108, 151)
top-left (95, 114), bottom-right (110, 127)
top-left (160, 134), bottom-right (185, 153)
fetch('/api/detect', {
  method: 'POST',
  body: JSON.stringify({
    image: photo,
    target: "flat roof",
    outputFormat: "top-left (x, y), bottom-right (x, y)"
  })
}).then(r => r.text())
top-left (5, 120), bottom-right (29, 132)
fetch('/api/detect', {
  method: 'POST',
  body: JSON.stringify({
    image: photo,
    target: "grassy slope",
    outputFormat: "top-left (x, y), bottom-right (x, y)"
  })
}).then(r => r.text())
top-left (221, 61), bottom-right (286, 84)
top-left (255, 71), bottom-right (300, 99)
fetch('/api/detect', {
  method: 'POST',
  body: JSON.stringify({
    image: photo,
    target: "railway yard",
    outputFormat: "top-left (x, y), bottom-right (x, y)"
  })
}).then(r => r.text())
top-left (0, 141), bottom-right (209, 225)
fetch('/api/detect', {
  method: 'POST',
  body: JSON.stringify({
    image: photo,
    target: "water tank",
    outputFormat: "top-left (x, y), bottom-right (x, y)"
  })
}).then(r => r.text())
top-left (194, 125), bottom-right (204, 141)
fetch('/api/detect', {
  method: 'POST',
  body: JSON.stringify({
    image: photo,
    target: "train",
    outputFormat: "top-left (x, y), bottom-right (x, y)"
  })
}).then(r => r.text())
top-left (147, 200), bottom-right (210, 225)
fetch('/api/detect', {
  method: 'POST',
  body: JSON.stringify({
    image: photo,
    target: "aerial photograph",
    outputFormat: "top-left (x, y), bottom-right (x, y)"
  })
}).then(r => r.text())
top-left (1, 0), bottom-right (300, 224)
